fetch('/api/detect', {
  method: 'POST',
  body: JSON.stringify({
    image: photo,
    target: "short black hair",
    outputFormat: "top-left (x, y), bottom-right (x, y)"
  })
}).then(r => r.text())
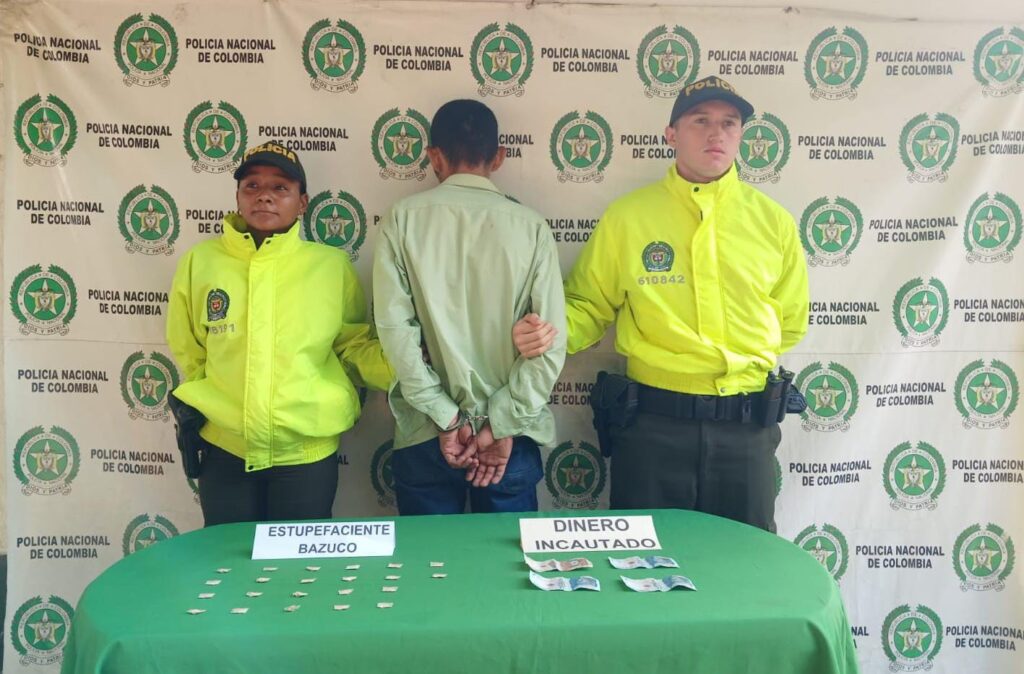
top-left (430, 99), bottom-right (499, 168)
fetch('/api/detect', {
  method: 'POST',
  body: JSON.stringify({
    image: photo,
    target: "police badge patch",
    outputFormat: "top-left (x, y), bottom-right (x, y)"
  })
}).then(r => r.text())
top-left (206, 289), bottom-right (229, 321)
top-left (642, 241), bottom-right (675, 272)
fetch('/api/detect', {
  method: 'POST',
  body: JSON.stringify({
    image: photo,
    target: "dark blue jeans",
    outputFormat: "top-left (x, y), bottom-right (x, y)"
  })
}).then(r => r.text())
top-left (391, 435), bottom-right (543, 515)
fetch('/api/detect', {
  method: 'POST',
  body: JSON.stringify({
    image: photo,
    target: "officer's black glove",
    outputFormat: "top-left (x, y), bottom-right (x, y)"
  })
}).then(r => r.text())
top-left (785, 387), bottom-right (808, 415)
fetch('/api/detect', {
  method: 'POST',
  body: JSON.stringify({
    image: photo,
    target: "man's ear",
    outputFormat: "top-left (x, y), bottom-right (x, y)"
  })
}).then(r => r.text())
top-left (490, 146), bottom-right (507, 173)
top-left (426, 146), bottom-right (448, 178)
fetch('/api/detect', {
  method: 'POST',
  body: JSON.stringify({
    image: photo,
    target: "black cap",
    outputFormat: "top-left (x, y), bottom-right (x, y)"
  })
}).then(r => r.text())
top-left (233, 141), bottom-right (307, 193)
top-left (668, 76), bottom-right (754, 126)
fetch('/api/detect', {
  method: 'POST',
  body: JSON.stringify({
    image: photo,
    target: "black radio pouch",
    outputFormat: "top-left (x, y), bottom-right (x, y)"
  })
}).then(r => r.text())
top-left (589, 371), bottom-right (639, 457)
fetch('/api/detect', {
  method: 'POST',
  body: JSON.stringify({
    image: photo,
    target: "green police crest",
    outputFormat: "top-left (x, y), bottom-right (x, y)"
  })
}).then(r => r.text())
top-left (118, 184), bottom-right (180, 255)
top-left (794, 523), bottom-right (849, 581)
top-left (955, 359), bottom-right (1018, 430)
top-left (737, 112), bottom-right (790, 184)
top-left (882, 604), bottom-right (943, 671)
top-left (114, 13), bottom-right (178, 87)
top-left (302, 19), bottom-right (366, 93)
top-left (10, 264), bottom-right (77, 336)
top-left (13, 426), bottom-right (80, 496)
top-left (799, 196), bottom-right (863, 267)
top-left (121, 351), bottom-right (180, 421)
top-left (973, 26), bottom-right (1024, 97)
top-left (303, 190), bottom-right (368, 260)
top-left (544, 441), bottom-right (607, 509)
top-left (122, 513), bottom-right (180, 556)
top-left (370, 439), bottom-right (397, 509)
top-left (183, 100), bottom-right (248, 173)
top-left (882, 441), bottom-right (946, 511)
top-left (636, 25), bottom-right (701, 98)
top-left (953, 523), bottom-right (1015, 592)
top-left (964, 192), bottom-right (1021, 263)
top-left (372, 108), bottom-right (431, 181)
top-left (804, 26), bottom-right (868, 100)
top-left (892, 277), bottom-right (949, 348)
top-left (471, 23), bottom-right (534, 97)
top-left (10, 595), bottom-right (74, 666)
top-left (899, 112), bottom-right (959, 183)
top-left (14, 94), bottom-right (77, 167)
top-left (550, 111), bottom-right (613, 184)
top-left (795, 361), bottom-right (859, 432)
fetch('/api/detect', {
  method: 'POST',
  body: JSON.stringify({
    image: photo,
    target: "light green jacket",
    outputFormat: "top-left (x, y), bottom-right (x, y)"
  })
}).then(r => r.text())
top-left (373, 174), bottom-right (567, 449)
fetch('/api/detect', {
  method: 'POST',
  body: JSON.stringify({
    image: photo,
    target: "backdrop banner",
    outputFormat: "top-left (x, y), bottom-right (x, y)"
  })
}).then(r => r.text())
top-left (2, 2), bottom-right (1023, 672)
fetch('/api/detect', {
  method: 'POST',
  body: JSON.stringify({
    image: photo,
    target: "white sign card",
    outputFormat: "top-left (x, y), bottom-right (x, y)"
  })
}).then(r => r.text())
top-left (252, 521), bottom-right (396, 560)
top-left (520, 515), bottom-right (662, 553)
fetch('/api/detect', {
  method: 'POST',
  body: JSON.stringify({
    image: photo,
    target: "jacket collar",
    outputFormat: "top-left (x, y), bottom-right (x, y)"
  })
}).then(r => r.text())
top-left (441, 173), bottom-right (502, 195)
top-left (663, 163), bottom-right (739, 201)
top-left (220, 212), bottom-right (303, 258)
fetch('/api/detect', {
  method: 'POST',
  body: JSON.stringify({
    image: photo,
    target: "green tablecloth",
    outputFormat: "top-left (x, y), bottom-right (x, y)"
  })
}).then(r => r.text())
top-left (62, 510), bottom-right (858, 674)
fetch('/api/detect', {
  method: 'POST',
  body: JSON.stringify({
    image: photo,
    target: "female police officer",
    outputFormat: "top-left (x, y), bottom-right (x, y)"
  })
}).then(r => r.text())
top-left (167, 142), bottom-right (392, 525)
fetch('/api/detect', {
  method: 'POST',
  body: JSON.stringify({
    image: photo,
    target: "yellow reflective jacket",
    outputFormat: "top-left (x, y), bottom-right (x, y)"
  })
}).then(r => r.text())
top-left (167, 214), bottom-right (393, 471)
top-left (564, 164), bottom-right (809, 396)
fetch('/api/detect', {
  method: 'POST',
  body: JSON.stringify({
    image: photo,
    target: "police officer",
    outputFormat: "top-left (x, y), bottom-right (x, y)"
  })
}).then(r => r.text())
top-left (167, 142), bottom-right (392, 525)
top-left (514, 76), bottom-right (808, 530)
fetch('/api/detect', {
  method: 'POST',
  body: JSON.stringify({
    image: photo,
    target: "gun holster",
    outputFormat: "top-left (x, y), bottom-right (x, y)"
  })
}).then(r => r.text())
top-left (589, 371), bottom-right (639, 457)
top-left (755, 367), bottom-right (807, 426)
top-left (781, 367), bottom-right (808, 416)
top-left (168, 393), bottom-right (207, 479)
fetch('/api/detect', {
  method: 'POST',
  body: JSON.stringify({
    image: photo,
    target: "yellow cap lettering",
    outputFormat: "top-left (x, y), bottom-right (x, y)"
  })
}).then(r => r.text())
top-left (244, 143), bottom-right (296, 163)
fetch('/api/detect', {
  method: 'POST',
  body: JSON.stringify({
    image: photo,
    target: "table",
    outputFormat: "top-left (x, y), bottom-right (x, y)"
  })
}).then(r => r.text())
top-left (61, 510), bottom-right (859, 674)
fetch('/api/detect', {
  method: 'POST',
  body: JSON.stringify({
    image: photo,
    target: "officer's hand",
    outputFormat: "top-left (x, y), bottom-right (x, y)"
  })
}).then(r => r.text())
top-left (512, 313), bottom-right (556, 358)
top-left (467, 424), bottom-right (513, 487)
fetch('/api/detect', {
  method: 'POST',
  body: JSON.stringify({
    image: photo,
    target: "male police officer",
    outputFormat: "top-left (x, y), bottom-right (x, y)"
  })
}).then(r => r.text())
top-left (374, 100), bottom-right (566, 515)
top-left (514, 76), bottom-right (808, 531)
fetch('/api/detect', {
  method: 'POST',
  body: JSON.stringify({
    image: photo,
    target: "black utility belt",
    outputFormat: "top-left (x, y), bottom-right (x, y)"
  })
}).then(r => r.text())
top-left (637, 384), bottom-right (756, 423)
top-left (588, 370), bottom-right (807, 457)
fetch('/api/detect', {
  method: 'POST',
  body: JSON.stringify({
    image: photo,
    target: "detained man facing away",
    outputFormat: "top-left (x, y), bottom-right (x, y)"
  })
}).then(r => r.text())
top-left (373, 99), bottom-right (567, 515)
